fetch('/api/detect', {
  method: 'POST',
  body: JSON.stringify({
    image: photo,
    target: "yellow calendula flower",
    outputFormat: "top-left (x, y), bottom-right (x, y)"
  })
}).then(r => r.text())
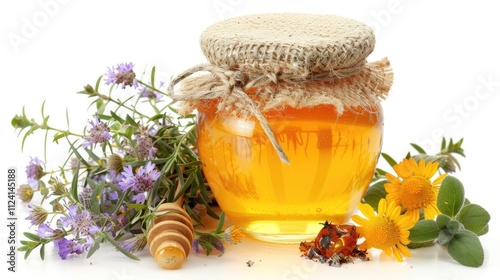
top-left (384, 158), bottom-right (447, 222)
top-left (352, 199), bottom-right (414, 262)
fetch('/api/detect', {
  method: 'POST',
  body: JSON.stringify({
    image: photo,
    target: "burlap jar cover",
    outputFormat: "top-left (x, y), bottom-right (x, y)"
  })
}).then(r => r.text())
top-left (167, 13), bottom-right (393, 164)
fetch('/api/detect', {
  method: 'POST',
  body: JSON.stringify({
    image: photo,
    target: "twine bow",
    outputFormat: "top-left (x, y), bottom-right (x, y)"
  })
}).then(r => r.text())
top-left (166, 59), bottom-right (387, 165)
top-left (167, 64), bottom-right (291, 164)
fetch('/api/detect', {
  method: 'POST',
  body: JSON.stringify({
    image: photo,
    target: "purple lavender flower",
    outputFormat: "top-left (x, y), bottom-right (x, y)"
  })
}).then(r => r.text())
top-left (192, 239), bottom-right (201, 254)
top-left (82, 116), bottom-right (111, 148)
top-left (105, 187), bottom-right (119, 201)
top-left (104, 62), bottom-right (138, 89)
top-left (53, 237), bottom-right (92, 259)
top-left (59, 205), bottom-right (100, 237)
top-left (36, 223), bottom-right (59, 238)
top-left (109, 169), bottom-right (124, 185)
top-left (137, 81), bottom-right (164, 101)
top-left (119, 235), bottom-right (147, 253)
top-left (134, 134), bottom-right (157, 160)
top-left (212, 238), bottom-right (225, 253)
top-left (118, 162), bottom-right (161, 204)
top-left (102, 187), bottom-right (119, 206)
top-left (102, 206), bottom-right (127, 237)
top-left (54, 238), bottom-right (75, 259)
top-left (26, 157), bottom-right (44, 189)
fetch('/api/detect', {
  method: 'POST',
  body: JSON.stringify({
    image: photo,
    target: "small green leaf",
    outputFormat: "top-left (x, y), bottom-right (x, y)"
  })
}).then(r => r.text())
top-left (437, 176), bottom-right (464, 217)
top-left (150, 66), bottom-right (156, 86)
top-left (409, 219), bottom-right (440, 243)
top-left (24, 232), bottom-right (42, 242)
top-left (24, 248), bottom-right (34, 259)
top-left (126, 203), bottom-right (148, 210)
top-left (71, 160), bottom-right (81, 203)
top-left (215, 211), bottom-right (226, 233)
top-left (65, 107), bottom-right (70, 129)
top-left (125, 114), bottom-right (138, 127)
top-left (436, 214), bottom-right (451, 229)
top-left (381, 152), bottom-right (398, 167)
top-left (26, 241), bottom-right (39, 249)
top-left (149, 113), bottom-right (167, 122)
top-left (438, 230), bottom-right (454, 245)
top-left (17, 245), bottom-right (29, 252)
top-left (173, 173), bottom-right (195, 202)
top-left (67, 137), bottom-right (90, 166)
top-left (446, 220), bottom-right (461, 235)
top-left (456, 204), bottom-right (490, 235)
top-left (130, 210), bottom-right (143, 225)
top-left (102, 232), bottom-right (140, 261)
top-left (440, 137), bottom-right (446, 151)
top-left (40, 243), bottom-right (45, 260)
top-left (184, 203), bottom-right (203, 226)
top-left (124, 125), bottom-right (134, 139)
top-left (21, 125), bottom-right (39, 151)
top-left (11, 114), bottom-right (33, 129)
top-left (410, 143), bottom-right (427, 154)
top-left (464, 198), bottom-right (471, 206)
top-left (407, 240), bottom-right (435, 249)
top-left (362, 180), bottom-right (388, 211)
top-left (87, 236), bottom-right (104, 259)
top-left (53, 132), bottom-right (67, 144)
top-left (110, 111), bottom-right (125, 123)
top-left (109, 189), bottom-right (130, 215)
top-left (90, 180), bottom-right (106, 215)
top-left (84, 148), bottom-right (101, 163)
top-left (95, 75), bottom-right (102, 92)
top-left (475, 224), bottom-right (489, 236)
top-left (447, 229), bottom-right (484, 267)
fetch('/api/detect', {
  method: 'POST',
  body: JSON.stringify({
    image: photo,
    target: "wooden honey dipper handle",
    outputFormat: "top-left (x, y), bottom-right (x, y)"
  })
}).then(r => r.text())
top-left (147, 202), bottom-right (194, 269)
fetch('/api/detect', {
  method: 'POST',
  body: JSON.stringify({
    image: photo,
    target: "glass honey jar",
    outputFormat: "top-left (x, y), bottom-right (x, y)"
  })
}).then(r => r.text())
top-left (169, 13), bottom-right (393, 243)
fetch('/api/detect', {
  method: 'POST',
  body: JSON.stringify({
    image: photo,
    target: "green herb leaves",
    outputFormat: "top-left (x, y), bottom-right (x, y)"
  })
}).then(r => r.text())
top-left (436, 176), bottom-right (464, 217)
top-left (447, 230), bottom-right (484, 267)
top-left (409, 175), bottom-right (490, 267)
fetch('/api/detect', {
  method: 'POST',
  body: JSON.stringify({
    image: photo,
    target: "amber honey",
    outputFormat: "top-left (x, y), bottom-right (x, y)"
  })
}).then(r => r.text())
top-left (196, 103), bottom-right (383, 243)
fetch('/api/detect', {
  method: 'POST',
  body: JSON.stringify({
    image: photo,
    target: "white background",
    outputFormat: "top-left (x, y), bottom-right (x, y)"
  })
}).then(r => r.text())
top-left (1, 0), bottom-right (499, 279)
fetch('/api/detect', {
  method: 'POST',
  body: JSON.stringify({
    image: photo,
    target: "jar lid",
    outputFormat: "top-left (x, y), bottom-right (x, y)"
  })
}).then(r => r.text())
top-left (170, 13), bottom-right (392, 164)
top-left (200, 13), bottom-right (375, 76)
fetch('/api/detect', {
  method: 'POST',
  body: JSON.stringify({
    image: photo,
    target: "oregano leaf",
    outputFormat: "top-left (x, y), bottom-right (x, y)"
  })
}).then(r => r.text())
top-left (446, 220), bottom-right (461, 235)
top-left (456, 204), bottom-right (490, 235)
top-left (362, 180), bottom-right (388, 211)
top-left (437, 176), bottom-right (464, 217)
top-left (475, 224), bottom-right (489, 236)
top-left (407, 240), bottom-right (435, 249)
top-left (437, 230), bottom-right (454, 245)
top-left (436, 214), bottom-right (451, 229)
top-left (447, 229), bottom-right (484, 267)
top-left (409, 219), bottom-right (439, 243)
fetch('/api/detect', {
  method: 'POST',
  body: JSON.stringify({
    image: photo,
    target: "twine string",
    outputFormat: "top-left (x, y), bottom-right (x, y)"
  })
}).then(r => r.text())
top-left (166, 60), bottom-right (378, 165)
top-left (167, 64), bottom-right (291, 164)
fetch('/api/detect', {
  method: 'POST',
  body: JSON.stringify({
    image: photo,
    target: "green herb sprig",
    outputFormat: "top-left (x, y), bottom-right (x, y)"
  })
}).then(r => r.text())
top-left (409, 175), bottom-right (490, 267)
top-left (12, 63), bottom-right (229, 261)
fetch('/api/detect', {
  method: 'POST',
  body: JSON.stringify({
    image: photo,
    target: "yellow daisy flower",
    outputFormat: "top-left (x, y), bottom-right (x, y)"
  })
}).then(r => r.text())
top-left (384, 158), bottom-right (447, 222)
top-left (352, 199), bottom-right (414, 262)
top-left (224, 225), bottom-right (245, 244)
